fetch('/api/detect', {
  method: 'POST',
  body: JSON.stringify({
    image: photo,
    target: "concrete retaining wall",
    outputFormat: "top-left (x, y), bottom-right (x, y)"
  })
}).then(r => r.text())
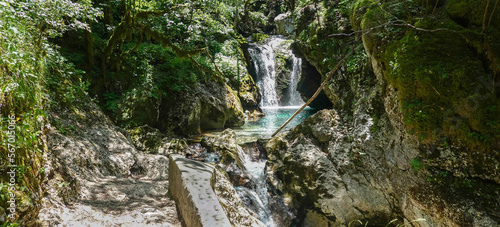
top-left (168, 154), bottom-right (231, 227)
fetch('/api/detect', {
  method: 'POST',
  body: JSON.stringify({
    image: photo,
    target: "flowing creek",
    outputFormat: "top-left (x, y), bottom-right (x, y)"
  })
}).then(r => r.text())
top-left (210, 36), bottom-right (317, 226)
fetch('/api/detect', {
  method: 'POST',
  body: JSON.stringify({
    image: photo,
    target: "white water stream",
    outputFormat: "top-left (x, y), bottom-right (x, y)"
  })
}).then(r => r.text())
top-left (235, 146), bottom-right (276, 227)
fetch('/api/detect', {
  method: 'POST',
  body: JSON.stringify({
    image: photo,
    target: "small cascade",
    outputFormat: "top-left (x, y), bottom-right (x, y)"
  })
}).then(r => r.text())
top-left (235, 145), bottom-right (276, 226)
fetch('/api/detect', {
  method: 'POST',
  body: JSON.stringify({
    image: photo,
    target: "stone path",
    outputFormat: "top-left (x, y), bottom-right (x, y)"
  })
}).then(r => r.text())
top-left (39, 171), bottom-right (182, 227)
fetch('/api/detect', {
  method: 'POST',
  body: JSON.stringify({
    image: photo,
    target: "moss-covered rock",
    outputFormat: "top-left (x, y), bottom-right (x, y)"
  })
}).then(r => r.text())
top-left (266, 0), bottom-right (499, 225)
top-left (275, 12), bottom-right (295, 36)
top-left (116, 79), bottom-right (161, 128)
top-left (252, 33), bottom-right (270, 43)
top-left (354, 0), bottom-right (500, 148)
top-left (127, 125), bottom-right (164, 153)
top-left (238, 73), bottom-right (262, 108)
top-left (201, 129), bottom-right (245, 169)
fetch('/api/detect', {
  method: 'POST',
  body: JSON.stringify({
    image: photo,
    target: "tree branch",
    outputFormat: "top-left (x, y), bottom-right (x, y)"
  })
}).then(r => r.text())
top-left (271, 47), bottom-right (355, 137)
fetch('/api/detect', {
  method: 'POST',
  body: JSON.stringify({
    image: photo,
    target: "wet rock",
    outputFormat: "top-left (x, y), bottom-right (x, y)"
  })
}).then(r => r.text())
top-left (201, 129), bottom-right (245, 169)
top-left (274, 12), bottom-right (294, 36)
top-left (237, 73), bottom-right (262, 109)
top-left (241, 141), bottom-right (268, 161)
top-left (211, 165), bottom-right (266, 227)
top-left (244, 109), bottom-right (266, 122)
top-left (225, 164), bottom-right (256, 189)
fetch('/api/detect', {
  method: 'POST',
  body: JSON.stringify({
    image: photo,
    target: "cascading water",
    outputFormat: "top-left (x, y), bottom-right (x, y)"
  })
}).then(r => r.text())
top-left (249, 40), bottom-right (280, 107)
top-left (229, 36), bottom-right (311, 226)
top-left (249, 36), bottom-right (303, 107)
top-left (289, 55), bottom-right (304, 106)
top-left (235, 146), bottom-right (276, 227)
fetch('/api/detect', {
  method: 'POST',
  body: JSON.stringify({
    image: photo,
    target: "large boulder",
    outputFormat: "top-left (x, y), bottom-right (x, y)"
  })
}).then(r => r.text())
top-left (127, 125), bottom-right (164, 153)
top-left (274, 12), bottom-right (294, 36)
top-left (116, 81), bottom-right (161, 128)
top-left (158, 90), bottom-right (202, 135)
top-left (201, 129), bottom-right (245, 169)
top-left (238, 73), bottom-right (262, 108)
top-left (115, 76), bottom-right (245, 136)
top-left (266, 109), bottom-right (396, 226)
top-left (267, 104), bottom-right (499, 226)
top-left (157, 80), bottom-right (245, 136)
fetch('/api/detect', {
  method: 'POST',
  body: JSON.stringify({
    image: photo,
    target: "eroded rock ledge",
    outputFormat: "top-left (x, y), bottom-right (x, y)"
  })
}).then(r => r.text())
top-left (266, 107), bottom-right (499, 226)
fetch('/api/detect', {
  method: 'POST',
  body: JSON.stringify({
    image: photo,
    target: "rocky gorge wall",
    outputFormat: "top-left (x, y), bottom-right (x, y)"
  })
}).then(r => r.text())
top-left (263, 0), bottom-right (500, 226)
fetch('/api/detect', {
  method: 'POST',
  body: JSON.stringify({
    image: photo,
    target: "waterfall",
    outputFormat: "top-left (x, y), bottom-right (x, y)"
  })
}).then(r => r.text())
top-left (249, 41), bottom-right (280, 107)
top-left (249, 36), bottom-right (303, 107)
top-left (289, 55), bottom-right (304, 106)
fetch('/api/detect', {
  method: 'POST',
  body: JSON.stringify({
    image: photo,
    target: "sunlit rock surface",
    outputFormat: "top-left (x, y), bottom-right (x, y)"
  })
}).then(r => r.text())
top-left (38, 101), bottom-right (181, 226)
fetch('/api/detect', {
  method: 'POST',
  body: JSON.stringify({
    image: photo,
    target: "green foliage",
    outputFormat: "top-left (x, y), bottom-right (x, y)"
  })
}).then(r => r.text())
top-left (1, 2), bottom-right (46, 223)
top-left (1, 221), bottom-right (19, 227)
top-left (124, 43), bottom-right (204, 94)
top-left (370, 115), bottom-right (379, 133)
top-left (410, 158), bottom-right (423, 172)
top-left (103, 92), bottom-right (120, 112)
top-left (346, 50), bottom-right (368, 73)
top-left (0, 0), bottom-right (99, 224)
top-left (251, 33), bottom-right (270, 43)
top-left (383, 18), bottom-right (499, 146)
top-left (46, 52), bottom-right (89, 108)
top-left (294, 0), bottom-right (360, 74)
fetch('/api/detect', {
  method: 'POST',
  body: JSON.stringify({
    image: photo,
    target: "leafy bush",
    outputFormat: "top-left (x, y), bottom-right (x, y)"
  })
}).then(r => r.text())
top-left (0, 0), bottom-right (100, 224)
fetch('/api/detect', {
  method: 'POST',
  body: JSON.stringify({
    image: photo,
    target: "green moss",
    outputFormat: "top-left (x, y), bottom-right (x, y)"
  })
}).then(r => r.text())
top-left (349, 0), bottom-right (500, 148)
top-left (446, 0), bottom-right (470, 20)
top-left (411, 158), bottom-right (423, 172)
top-left (251, 33), bottom-right (269, 43)
top-left (380, 13), bottom-right (499, 147)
